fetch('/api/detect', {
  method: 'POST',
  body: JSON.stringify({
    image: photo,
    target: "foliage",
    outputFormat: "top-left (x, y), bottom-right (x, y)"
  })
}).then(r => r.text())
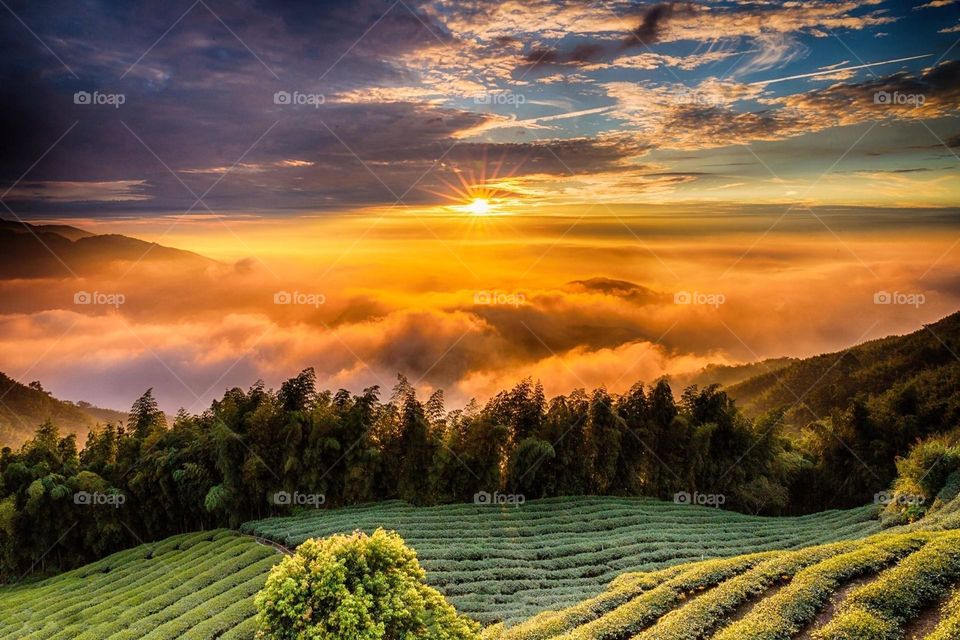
top-left (255, 528), bottom-right (479, 639)
top-left (727, 312), bottom-right (960, 511)
top-left (243, 496), bottom-right (879, 625)
top-left (0, 372), bottom-right (808, 581)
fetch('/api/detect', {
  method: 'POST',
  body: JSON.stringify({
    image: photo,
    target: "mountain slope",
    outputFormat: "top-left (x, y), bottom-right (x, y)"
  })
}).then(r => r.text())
top-left (725, 311), bottom-right (960, 430)
top-left (0, 218), bottom-right (214, 278)
top-left (669, 357), bottom-right (796, 392)
top-left (0, 372), bottom-right (123, 447)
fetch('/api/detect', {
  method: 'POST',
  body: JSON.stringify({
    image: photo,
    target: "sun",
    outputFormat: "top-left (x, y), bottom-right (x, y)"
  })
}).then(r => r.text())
top-left (422, 149), bottom-right (525, 217)
top-left (464, 197), bottom-right (492, 216)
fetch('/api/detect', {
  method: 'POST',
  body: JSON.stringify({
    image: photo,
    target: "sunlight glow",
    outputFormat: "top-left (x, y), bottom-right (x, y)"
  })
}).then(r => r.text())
top-left (465, 198), bottom-right (492, 216)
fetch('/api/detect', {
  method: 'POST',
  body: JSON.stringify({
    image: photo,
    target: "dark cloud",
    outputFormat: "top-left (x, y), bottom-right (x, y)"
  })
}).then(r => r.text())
top-left (626, 2), bottom-right (692, 46)
top-left (522, 2), bottom-right (698, 68)
top-left (0, 0), bottom-right (476, 213)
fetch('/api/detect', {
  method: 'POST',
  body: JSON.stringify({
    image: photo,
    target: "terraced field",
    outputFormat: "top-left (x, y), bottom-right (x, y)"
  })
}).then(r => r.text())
top-left (241, 496), bottom-right (881, 625)
top-left (0, 497), bottom-right (902, 638)
top-left (0, 530), bottom-right (281, 640)
top-left (486, 528), bottom-right (960, 640)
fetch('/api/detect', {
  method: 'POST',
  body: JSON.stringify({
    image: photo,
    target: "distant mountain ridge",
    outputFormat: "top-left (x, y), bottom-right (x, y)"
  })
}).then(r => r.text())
top-left (669, 357), bottom-right (797, 392)
top-left (0, 218), bottom-right (214, 278)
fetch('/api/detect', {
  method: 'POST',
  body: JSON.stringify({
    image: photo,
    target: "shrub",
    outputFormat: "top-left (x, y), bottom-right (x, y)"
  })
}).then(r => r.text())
top-left (254, 528), bottom-right (480, 640)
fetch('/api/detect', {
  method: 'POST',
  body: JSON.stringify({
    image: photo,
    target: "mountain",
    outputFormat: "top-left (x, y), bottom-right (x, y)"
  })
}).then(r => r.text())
top-left (0, 372), bottom-right (125, 448)
top-left (725, 311), bottom-right (960, 430)
top-left (668, 357), bottom-right (796, 391)
top-left (0, 218), bottom-right (214, 278)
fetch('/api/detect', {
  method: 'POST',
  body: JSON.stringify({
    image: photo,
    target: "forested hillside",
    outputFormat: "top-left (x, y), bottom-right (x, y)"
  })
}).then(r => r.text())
top-left (728, 311), bottom-right (960, 432)
top-left (0, 373), bottom-right (109, 446)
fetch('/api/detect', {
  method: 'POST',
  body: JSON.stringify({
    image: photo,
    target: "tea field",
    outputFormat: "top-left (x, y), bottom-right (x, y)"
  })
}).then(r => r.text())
top-left (489, 527), bottom-right (960, 640)
top-left (241, 496), bottom-right (881, 624)
top-left (0, 497), bottom-right (894, 638)
top-left (0, 530), bottom-right (278, 640)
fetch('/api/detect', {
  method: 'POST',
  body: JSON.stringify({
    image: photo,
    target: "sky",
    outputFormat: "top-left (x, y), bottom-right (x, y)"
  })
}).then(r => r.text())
top-left (1, 0), bottom-right (960, 414)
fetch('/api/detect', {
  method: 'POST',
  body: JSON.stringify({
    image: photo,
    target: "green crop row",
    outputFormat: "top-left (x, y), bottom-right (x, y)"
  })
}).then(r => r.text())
top-left (713, 532), bottom-right (931, 640)
top-left (550, 552), bottom-right (778, 640)
top-left (636, 540), bottom-right (861, 640)
top-left (496, 565), bottom-right (689, 640)
top-left (813, 531), bottom-right (960, 640)
top-left (0, 531), bottom-right (282, 640)
top-left (241, 497), bottom-right (880, 625)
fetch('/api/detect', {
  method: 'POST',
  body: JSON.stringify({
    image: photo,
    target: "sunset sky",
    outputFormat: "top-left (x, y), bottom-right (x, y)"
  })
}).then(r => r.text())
top-left (1, 0), bottom-right (960, 413)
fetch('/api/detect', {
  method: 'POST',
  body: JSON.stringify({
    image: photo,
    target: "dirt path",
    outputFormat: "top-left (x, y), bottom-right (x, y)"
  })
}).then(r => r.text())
top-left (794, 574), bottom-right (877, 640)
top-left (723, 579), bottom-right (789, 628)
top-left (253, 535), bottom-right (294, 555)
top-left (903, 588), bottom-right (955, 639)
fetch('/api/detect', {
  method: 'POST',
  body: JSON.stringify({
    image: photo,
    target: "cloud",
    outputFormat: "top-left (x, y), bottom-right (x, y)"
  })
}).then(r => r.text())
top-left (735, 33), bottom-right (809, 77)
top-left (3, 181), bottom-right (151, 202)
top-left (599, 61), bottom-right (960, 152)
top-left (507, 0), bottom-right (892, 71)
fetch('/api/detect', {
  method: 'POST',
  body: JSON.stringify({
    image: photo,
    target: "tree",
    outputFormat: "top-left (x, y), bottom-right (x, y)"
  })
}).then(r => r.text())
top-left (255, 529), bottom-right (480, 640)
top-left (587, 388), bottom-right (623, 494)
top-left (129, 389), bottom-right (166, 439)
top-left (278, 368), bottom-right (317, 413)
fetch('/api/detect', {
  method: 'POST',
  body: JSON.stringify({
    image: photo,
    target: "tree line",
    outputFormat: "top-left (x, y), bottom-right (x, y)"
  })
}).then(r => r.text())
top-left (0, 368), bottom-right (927, 580)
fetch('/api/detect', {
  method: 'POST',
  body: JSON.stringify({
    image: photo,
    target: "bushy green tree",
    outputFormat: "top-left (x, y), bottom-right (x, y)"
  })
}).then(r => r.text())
top-left (254, 529), bottom-right (480, 640)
